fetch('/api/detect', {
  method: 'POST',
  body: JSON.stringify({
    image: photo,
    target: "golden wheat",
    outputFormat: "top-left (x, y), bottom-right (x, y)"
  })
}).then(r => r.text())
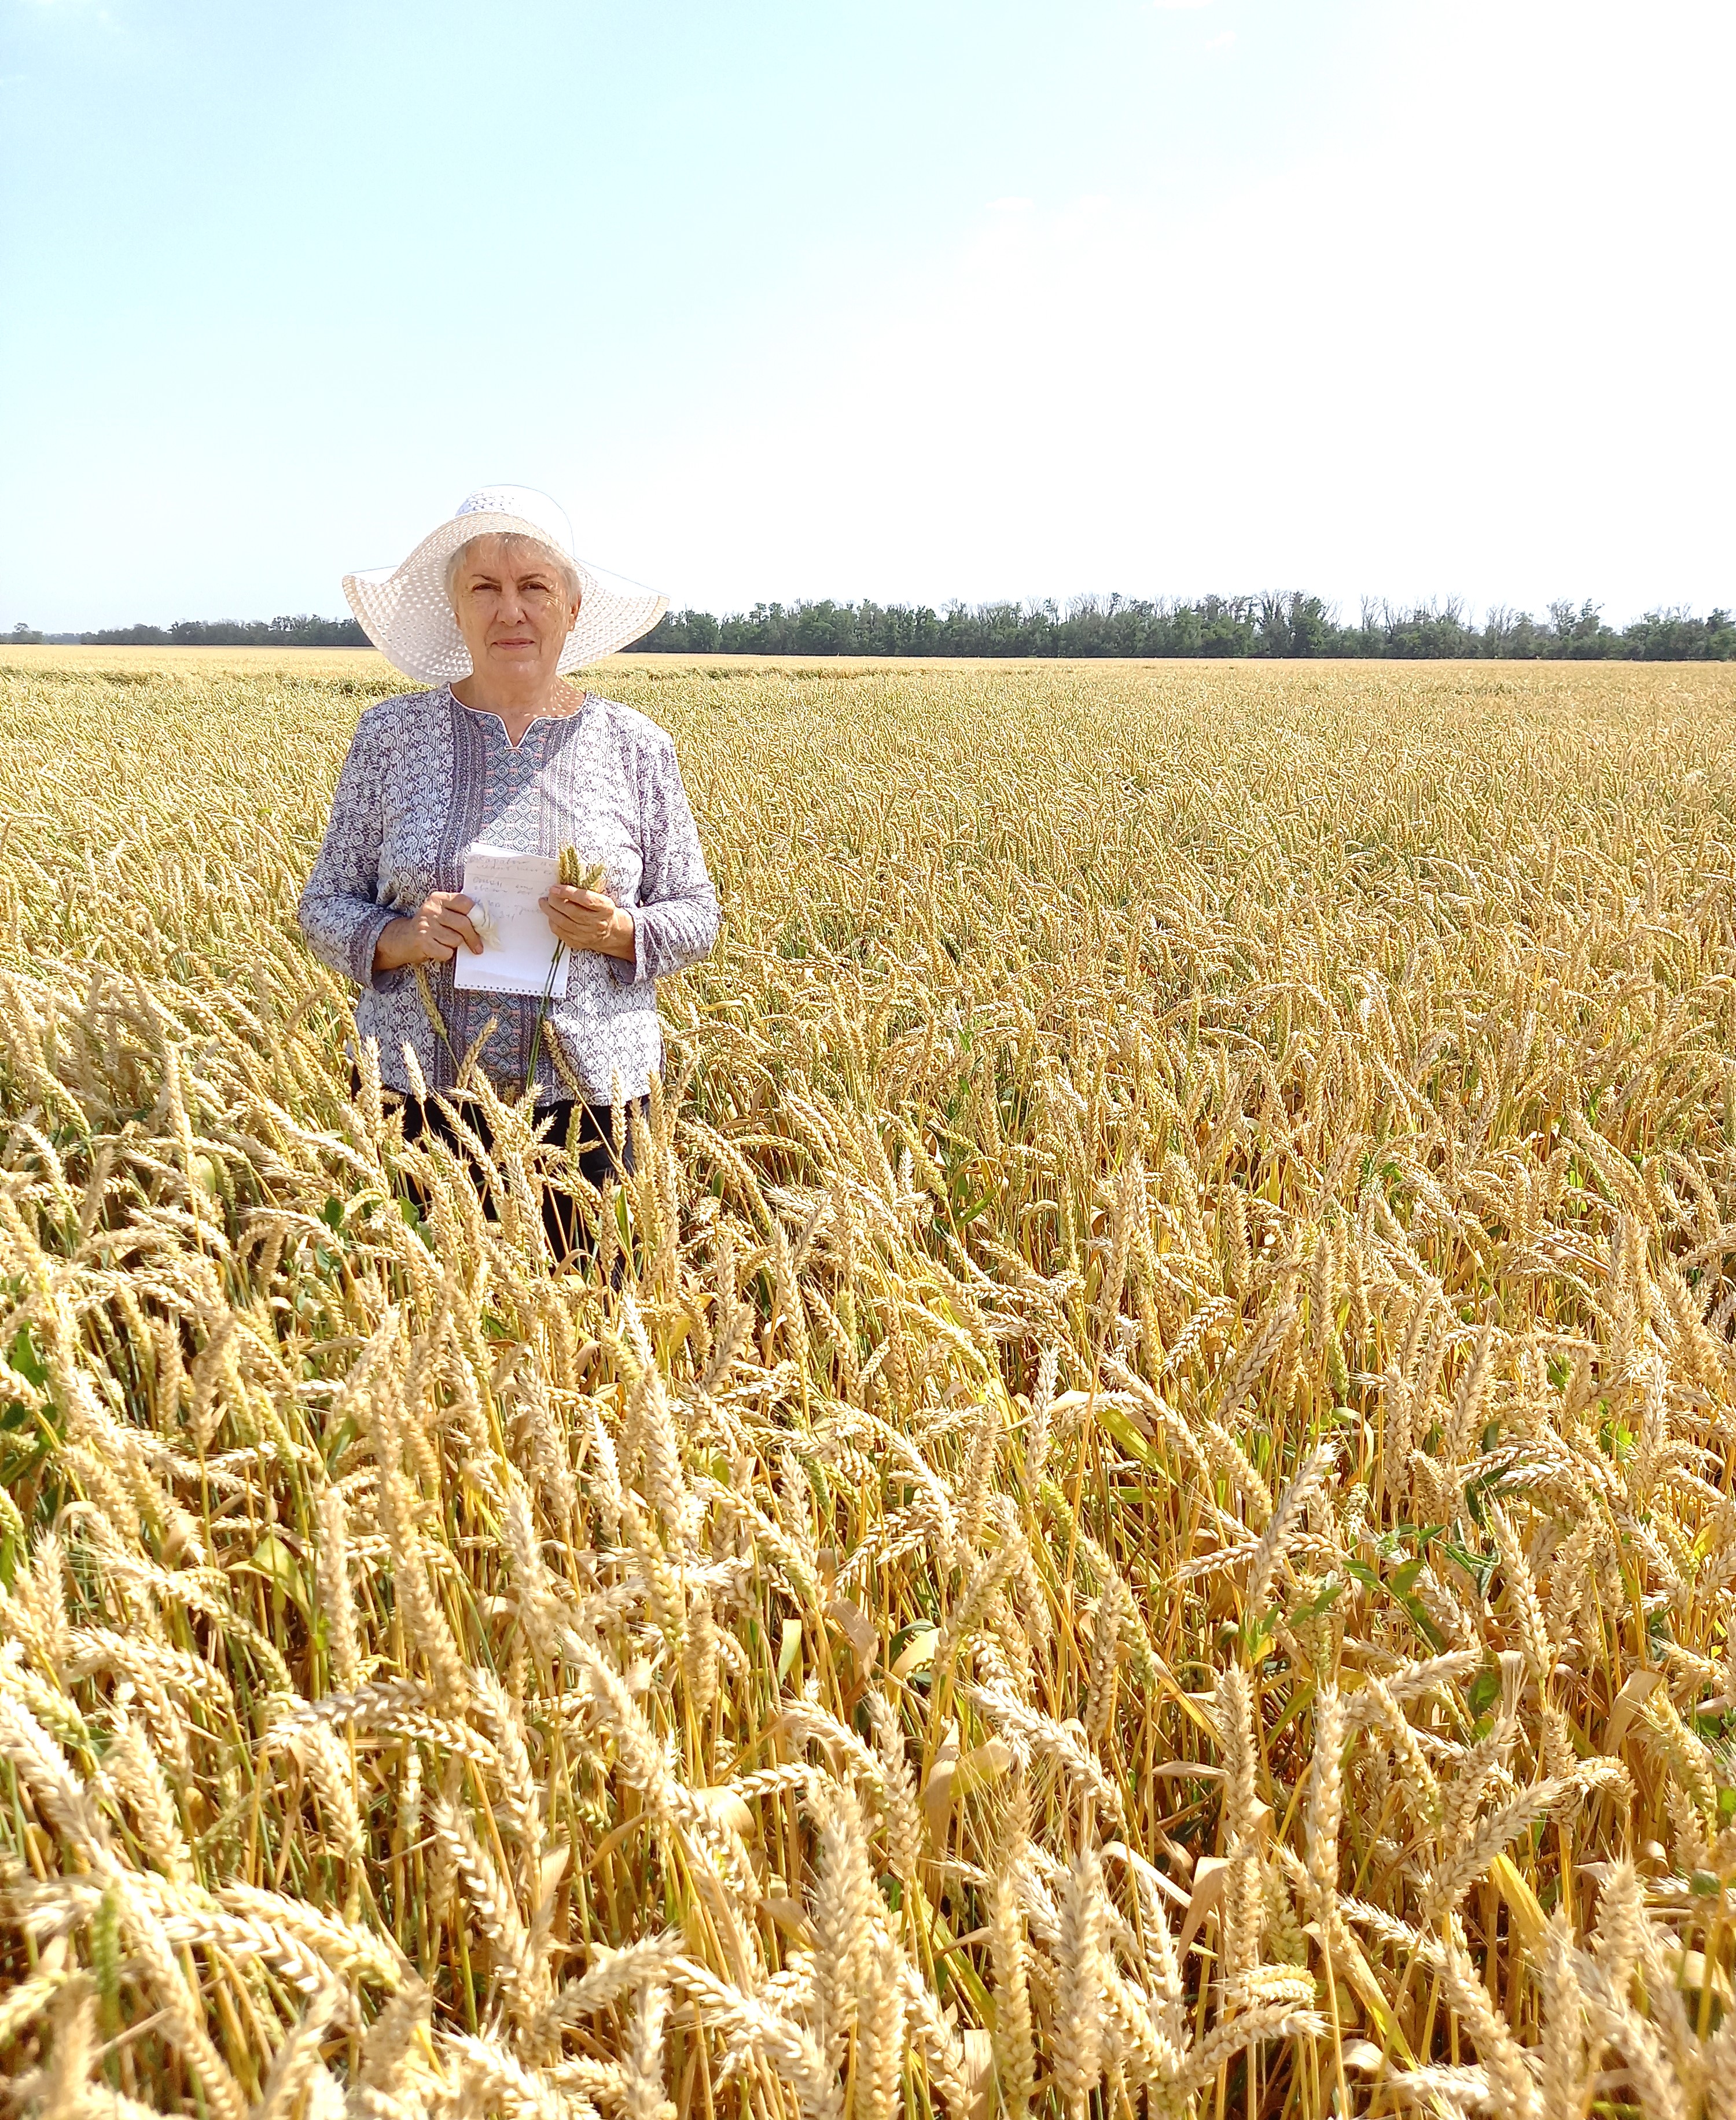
top-left (0, 642), bottom-right (1734, 2115)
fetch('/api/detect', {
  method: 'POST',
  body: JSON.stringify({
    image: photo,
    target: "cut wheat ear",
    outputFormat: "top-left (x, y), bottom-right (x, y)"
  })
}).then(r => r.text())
top-left (529, 846), bottom-right (608, 1095)
top-left (560, 845), bottom-right (608, 893)
top-left (1, 646), bottom-right (1736, 2115)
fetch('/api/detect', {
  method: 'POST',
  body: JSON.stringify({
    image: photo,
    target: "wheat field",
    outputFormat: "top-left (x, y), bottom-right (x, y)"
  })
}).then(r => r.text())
top-left (1, 645), bottom-right (1735, 2118)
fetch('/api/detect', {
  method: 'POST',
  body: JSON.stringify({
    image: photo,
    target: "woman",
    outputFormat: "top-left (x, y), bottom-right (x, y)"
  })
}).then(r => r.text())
top-left (298, 485), bottom-right (719, 1253)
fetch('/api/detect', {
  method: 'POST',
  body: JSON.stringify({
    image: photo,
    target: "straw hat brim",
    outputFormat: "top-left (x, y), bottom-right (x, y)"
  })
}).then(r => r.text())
top-left (343, 509), bottom-right (668, 684)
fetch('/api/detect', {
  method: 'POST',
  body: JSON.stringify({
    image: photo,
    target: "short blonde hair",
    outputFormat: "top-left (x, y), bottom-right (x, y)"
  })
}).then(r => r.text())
top-left (444, 532), bottom-right (581, 614)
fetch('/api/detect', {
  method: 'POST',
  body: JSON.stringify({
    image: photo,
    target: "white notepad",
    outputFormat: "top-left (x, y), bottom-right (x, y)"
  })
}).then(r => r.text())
top-left (451, 844), bottom-right (571, 999)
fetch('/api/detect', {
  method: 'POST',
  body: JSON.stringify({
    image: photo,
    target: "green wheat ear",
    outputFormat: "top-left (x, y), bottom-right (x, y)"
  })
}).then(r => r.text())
top-left (559, 845), bottom-right (606, 891)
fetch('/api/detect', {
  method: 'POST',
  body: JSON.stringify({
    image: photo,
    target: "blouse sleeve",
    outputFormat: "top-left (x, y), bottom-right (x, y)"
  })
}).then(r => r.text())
top-left (297, 713), bottom-right (411, 994)
top-left (611, 737), bottom-right (720, 988)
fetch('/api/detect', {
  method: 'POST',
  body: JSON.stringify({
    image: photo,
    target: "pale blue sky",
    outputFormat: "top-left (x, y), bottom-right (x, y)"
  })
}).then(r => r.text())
top-left (2, 0), bottom-right (1731, 629)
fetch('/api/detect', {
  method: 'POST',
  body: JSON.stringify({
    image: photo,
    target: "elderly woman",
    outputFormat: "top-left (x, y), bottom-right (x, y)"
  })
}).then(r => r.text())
top-left (298, 486), bottom-right (718, 1247)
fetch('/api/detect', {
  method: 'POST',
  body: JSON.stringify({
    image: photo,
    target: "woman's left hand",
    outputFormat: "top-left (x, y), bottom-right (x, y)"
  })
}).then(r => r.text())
top-left (541, 883), bottom-right (637, 962)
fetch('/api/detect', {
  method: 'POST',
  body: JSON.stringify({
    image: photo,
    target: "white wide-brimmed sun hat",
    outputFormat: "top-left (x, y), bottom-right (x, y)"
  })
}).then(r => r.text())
top-left (343, 486), bottom-right (668, 684)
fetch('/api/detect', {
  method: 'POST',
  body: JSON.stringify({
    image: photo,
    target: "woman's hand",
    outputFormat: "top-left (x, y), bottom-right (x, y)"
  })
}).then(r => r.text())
top-left (373, 892), bottom-right (483, 973)
top-left (540, 883), bottom-right (637, 962)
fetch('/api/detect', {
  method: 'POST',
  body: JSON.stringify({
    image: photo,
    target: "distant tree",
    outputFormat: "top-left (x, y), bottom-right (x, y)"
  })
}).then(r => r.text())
top-left (1255, 593), bottom-right (1332, 657)
top-left (1547, 599), bottom-right (1620, 659)
top-left (1196, 596), bottom-right (1256, 656)
top-left (8, 621), bottom-right (43, 644)
top-left (641, 608), bottom-right (721, 653)
top-left (1621, 607), bottom-right (1736, 660)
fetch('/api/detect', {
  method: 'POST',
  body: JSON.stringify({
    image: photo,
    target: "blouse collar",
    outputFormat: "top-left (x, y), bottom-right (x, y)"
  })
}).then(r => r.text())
top-left (444, 682), bottom-right (592, 746)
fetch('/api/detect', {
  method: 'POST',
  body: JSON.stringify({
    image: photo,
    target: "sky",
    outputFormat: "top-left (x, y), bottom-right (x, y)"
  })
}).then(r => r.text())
top-left (1, 0), bottom-right (1731, 631)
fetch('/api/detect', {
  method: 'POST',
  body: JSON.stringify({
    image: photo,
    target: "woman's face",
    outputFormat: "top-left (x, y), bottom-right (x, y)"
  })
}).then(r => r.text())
top-left (449, 536), bottom-right (579, 685)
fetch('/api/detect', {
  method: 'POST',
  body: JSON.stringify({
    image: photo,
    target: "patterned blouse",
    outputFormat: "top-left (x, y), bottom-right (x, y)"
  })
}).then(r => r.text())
top-left (297, 684), bottom-right (719, 1105)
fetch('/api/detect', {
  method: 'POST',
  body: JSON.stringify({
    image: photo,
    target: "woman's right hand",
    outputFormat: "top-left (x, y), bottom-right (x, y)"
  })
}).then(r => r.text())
top-left (373, 892), bottom-right (482, 973)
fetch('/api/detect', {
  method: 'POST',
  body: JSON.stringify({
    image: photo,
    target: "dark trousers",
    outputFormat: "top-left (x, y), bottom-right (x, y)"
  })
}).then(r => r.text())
top-left (377, 1084), bottom-right (638, 1264)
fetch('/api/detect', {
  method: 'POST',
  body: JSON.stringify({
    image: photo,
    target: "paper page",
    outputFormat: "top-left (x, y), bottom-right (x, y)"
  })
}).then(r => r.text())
top-left (451, 844), bottom-right (571, 998)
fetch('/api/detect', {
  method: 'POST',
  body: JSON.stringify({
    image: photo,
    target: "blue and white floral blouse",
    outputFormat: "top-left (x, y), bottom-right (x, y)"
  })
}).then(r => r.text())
top-left (297, 684), bottom-right (719, 1105)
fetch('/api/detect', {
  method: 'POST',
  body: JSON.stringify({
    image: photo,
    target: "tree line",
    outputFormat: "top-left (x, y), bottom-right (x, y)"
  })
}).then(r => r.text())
top-left (9, 615), bottom-right (372, 647)
top-left (10, 595), bottom-right (1734, 659)
top-left (638, 594), bottom-right (1736, 660)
